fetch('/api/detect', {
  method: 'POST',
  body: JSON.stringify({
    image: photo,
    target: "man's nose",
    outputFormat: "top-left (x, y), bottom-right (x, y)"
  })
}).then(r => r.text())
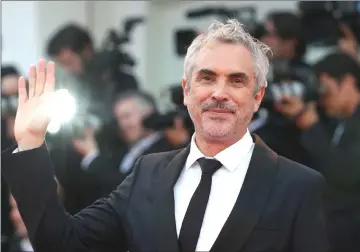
top-left (212, 80), bottom-right (229, 101)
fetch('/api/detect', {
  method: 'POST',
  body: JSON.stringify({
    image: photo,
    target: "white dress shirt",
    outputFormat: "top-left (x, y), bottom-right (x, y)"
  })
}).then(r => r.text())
top-left (20, 238), bottom-right (34, 251)
top-left (174, 130), bottom-right (255, 251)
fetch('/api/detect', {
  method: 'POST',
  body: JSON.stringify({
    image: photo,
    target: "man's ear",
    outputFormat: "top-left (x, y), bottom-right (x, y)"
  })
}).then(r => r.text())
top-left (182, 77), bottom-right (189, 106)
top-left (253, 86), bottom-right (265, 113)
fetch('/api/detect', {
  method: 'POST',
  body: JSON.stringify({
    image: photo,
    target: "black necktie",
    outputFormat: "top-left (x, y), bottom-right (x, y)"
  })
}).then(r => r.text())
top-left (179, 157), bottom-right (223, 252)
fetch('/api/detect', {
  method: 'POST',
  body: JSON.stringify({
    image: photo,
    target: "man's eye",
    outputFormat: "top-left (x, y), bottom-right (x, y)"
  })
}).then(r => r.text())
top-left (202, 76), bottom-right (212, 81)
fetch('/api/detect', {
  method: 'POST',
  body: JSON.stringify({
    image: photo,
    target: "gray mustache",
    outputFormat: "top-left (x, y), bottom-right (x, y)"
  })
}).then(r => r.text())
top-left (201, 101), bottom-right (237, 112)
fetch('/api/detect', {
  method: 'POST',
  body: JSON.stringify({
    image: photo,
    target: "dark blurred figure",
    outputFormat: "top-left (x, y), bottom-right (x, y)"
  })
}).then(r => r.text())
top-left (46, 23), bottom-right (139, 92)
top-left (160, 116), bottom-right (190, 148)
top-left (261, 12), bottom-right (307, 60)
top-left (278, 52), bottom-right (360, 252)
top-left (72, 90), bottom-right (177, 186)
top-left (254, 11), bottom-right (314, 166)
top-left (47, 24), bottom-right (93, 76)
top-left (8, 195), bottom-right (33, 252)
top-left (1, 66), bottom-right (19, 252)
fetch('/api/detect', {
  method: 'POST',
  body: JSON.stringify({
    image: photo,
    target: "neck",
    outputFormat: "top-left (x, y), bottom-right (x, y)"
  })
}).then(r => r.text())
top-left (195, 128), bottom-right (247, 157)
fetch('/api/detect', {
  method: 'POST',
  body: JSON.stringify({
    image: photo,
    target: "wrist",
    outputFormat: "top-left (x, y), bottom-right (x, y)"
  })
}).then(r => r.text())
top-left (17, 139), bottom-right (44, 152)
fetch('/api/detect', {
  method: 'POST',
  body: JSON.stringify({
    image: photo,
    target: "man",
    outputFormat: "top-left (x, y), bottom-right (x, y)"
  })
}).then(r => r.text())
top-left (252, 11), bottom-right (315, 167)
top-left (47, 23), bottom-right (138, 91)
top-left (73, 90), bottom-right (175, 185)
top-left (2, 19), bottom-right (329, 252)
top-left (47, 24), bottom-right (93, 76)
top-left (1, 65), bottom-right (20, 252)
top-left (278, 52), bottom-right (360, 252)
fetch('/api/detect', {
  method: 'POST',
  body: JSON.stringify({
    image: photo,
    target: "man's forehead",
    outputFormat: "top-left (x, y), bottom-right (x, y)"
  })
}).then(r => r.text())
top-left (193, 42), bottom-right (254, 76)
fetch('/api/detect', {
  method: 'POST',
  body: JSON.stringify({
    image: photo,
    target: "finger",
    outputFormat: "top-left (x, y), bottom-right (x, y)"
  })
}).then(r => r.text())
top-left (340, 24), bottom-right (355, 39)
top-left (44, 61), bottom-right (55, 94)
top-left (35, 59), bottom-right (46, 96)
top-left (28, 65), bottom-right (37, 98)
top-left (18, 76), bottom-right (28, 106)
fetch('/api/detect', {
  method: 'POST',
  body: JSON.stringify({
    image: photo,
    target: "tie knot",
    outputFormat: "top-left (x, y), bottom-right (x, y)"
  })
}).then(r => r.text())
top-left (197, 158), bottom-right (222, 175)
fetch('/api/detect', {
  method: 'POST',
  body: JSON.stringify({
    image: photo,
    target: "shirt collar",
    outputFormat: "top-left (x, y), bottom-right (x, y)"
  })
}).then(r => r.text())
top-left (185, 129), bottom-right (254, 172)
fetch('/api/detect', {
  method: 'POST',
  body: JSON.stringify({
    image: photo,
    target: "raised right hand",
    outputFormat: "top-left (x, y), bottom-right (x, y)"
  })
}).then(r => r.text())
top-left (14, 59), bottom-right (55, 151)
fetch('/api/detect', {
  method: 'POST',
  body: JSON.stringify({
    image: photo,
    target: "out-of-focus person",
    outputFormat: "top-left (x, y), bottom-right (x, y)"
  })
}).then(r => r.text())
top-left (72, 90), bottom-right (176, 187)
top-left (1, 66), bottom-right (20, 252)
top-left (162, 116), bottom-right (191, 148)
top-left (253, 11), bottom-right (315, 166)
top-left (278, 51), bottom-right (360, 252)
top-left (46, 23), bottom-right (139, 92)
top-left (8, 195), bottom-right (33, 252)
top-left (46, 25), bottom-right (92, 76)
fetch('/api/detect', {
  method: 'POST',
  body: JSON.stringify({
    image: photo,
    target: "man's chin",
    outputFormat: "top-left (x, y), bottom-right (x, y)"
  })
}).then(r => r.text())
top-left (202, 125), bottom-right (233, 140)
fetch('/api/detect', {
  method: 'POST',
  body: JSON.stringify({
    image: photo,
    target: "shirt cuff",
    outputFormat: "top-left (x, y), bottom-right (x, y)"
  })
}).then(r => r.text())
top-left (80, 150), bottom-right (99, 170)
top-left (13, 147), bottom-right (21, 153)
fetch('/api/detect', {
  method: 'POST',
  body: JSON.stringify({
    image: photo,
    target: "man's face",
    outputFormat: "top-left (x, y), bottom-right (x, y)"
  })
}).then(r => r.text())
top-left (113, 98), bottom-right (151, 144)
top-left (55, 49), bottom-right (84, 75)
top-left (1, 74), bottom-right (18, 96)
top-left (319, 74), bottom-right (353, 117)
top-left (182, 41), bottom-right (264, 141)
top-left (261, 19), bottom-right (296, 59)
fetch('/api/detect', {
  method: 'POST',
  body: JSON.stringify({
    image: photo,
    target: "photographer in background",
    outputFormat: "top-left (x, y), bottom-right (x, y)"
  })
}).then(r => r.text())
top-left (261, 11), bottom-right (307, 62)
top-left (1, 66), bottom-right (20, 252)
top-left (73, 90), bottom-right (175, 187)
top-left (254, 11), bottom-right (314, 166)
top-left (47, 24), bottom-right (93, 76)
top-left (47, 23), bottom-right (139, 92)
top-left (1, 66), bottom-right (19, 147)
top-left (278, 52), bottom-right (360, 252)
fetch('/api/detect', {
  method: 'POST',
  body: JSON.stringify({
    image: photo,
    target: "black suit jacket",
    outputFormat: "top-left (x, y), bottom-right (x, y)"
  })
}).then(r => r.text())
top-left (2, 135), bottom-right (329, 252)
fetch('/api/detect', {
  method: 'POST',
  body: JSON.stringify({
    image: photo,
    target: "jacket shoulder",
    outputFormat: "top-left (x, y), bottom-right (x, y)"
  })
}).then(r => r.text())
top-left (142, 148), bottom-right (183, 162)
top-left (277, 155), bottom-right (325, 186)
top-left (135, 148), bottom-right (184, 173)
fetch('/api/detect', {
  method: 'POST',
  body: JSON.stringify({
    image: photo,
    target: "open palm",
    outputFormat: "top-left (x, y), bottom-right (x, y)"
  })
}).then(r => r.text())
top-left (14, 59), bottom-right (56, 151)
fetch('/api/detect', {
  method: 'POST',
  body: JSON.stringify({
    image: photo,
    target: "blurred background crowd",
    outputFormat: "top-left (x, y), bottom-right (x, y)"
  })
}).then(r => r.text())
top-left (1, 1), bottom-right (360, 252)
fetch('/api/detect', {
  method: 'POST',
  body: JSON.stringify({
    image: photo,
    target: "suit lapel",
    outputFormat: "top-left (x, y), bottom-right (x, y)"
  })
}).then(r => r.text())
top-left (152, 146), bottom-right (190, 252)
top-left (210, 135), bottom-right (279, 252)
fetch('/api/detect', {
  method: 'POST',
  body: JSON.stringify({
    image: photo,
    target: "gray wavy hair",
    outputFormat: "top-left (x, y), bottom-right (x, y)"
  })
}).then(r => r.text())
top-left (184, 19), bottom-right (272, 90)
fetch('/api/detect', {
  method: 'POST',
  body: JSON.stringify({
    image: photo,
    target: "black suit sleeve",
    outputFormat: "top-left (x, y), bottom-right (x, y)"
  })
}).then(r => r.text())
top-left (85, 155), bottom-right (126, 189)
top-left (292, 173), bottom-right (330, 252)
top-left (301, 122), bottom-right (360, 187)
top-left (1, 144), bottom-right (142, 252)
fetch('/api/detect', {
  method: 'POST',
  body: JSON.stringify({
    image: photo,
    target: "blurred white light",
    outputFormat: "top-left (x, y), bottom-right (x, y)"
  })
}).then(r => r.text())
top-left (47, 120), bottom-right (61, 134)
top-left (48, 89), bottom-right (77, 122)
